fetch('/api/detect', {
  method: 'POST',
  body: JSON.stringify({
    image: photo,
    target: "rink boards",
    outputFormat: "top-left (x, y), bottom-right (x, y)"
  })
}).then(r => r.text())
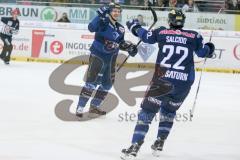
top-left (0, 22), bottom-right (240, 73)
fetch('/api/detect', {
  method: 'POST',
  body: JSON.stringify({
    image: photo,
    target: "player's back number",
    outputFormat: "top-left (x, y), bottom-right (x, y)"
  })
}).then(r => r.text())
top-left (160, 45), bottom-right (188, 70)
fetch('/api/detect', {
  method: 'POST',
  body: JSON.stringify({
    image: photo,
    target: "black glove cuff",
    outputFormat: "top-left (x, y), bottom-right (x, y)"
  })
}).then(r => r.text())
top-left (205, 42), bottom-right (215, 58)
top-left (132, 25), bottom-right (141, 37)
top-left (128, 45), bottom-right (138, 57)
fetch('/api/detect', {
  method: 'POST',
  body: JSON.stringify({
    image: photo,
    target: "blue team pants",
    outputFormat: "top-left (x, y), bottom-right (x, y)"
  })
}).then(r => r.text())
top-left (77, 54), bottom-right (117, 108)
top-left (131, 79), bottom-right (191, 144)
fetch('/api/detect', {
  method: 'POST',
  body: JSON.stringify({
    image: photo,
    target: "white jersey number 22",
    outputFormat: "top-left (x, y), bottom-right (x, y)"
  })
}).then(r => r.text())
top-left (160, 45), bottom-right (188, 70)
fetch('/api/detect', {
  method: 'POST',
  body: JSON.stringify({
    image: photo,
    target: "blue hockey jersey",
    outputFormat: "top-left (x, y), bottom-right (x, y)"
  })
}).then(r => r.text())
top-left (88, 16), bottom-right (125, 59)
top-left (136, 26), bottom-right (209, 86)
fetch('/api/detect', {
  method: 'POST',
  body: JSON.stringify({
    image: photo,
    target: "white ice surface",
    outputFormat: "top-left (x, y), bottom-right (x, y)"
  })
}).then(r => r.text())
top-left (0, 62), bottom-right (240, 160)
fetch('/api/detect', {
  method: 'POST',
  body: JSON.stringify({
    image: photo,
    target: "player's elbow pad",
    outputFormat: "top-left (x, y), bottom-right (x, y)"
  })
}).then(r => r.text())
top-left (136, 28), bottom-right (147, 41)
top-left (137, 28), bottom-right (155, 44)
top-left (88, 23), bottom-right (96, 32)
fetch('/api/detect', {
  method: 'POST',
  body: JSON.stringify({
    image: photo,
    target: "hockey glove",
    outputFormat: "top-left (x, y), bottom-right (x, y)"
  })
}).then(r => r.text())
top-left (97, 5), bottom-right (110, 18)
top-left (126, 19), bottom-right (141, 37)
top-left (119, 41), bottom-right (138, 57)
top-left (128, 44), bottom-right (138, 57)
top-left (205, 42), bottom-right (215, 58)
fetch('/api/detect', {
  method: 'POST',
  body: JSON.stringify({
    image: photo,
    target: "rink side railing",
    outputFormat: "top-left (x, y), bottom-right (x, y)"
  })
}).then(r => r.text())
top-left (9, 56), bottom-right (240, 74)
top-left (0, 4), bottom-right (240, 31)
top-left (0, 20), bottom-right (240, 74)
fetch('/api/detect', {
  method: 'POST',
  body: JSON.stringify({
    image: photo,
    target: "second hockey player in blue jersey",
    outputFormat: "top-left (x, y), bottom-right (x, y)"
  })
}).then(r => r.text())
top-left (76, 3), bottom-right (138, 117)
top-left (121, 9), bottom-right (215, 159)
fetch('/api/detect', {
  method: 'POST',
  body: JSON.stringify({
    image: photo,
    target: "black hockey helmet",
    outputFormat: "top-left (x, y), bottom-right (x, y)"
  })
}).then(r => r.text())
top-left (168, 9), bottom-right (186, 29)
top-left (109, 2), bottom-right (122, 12)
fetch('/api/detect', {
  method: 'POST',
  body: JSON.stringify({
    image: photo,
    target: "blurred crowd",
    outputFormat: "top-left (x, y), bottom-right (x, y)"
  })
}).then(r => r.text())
top-left (1, 0), bottom-right (240, 12)
top-left (225, 0), bottom-right (240, 10)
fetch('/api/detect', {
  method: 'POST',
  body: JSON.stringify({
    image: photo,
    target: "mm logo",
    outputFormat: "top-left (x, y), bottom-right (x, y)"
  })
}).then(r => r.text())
top-left (69, 8), bottom-right (89, 23)
top-left (41, 7), bottom-right (57, 21)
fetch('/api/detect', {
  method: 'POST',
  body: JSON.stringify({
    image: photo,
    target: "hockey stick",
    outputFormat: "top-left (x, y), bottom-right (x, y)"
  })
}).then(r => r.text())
top-left (190, 8), bottom-right (223, 118)
top-left (116, 2), bottom-right (157, 72)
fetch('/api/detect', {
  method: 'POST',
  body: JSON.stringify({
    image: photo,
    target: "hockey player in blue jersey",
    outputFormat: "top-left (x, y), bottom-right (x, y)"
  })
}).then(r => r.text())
top-left (76, 3), bottom-right (138, 117)
top-left (121, 9), bottom-right (215, 159)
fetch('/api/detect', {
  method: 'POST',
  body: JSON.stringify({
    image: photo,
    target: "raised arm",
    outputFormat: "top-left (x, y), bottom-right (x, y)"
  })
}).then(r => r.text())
top-left (126, 19), bottom-right (158, 44)
top-left (88, 5), bottom-right (110, 32)
top-left (1, 17), bottom-right (9, 25)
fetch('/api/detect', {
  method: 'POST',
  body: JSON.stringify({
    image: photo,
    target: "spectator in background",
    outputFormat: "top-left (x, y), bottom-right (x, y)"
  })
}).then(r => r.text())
top-left (79, 0), bottom-right (97, 4)
top-left (231, 0), bottom-right (240, 10)
top-left (129, 0), bottom-right (144, 5)
top-left (157, 0), bottom-right (167, 10)
top-left (165, 0), bottom-right (183, 10)
top-left (71, 0), bottom-right (83, 3)
top-left (99, 0), bottom-right (112, 4)
top-left (142, 0), bottom-right (154, 10)
top-left (225, 0), bottom-right (236, 10)
top-left (0, 0), bottom-right (16, 3)
top-left (237, 0), bottom-right (240, 9)
top-left (224, 0), bottom-right (240, 13)
top-left (144, 0), bottom-right (148, 7)
top-left (115, 0), bottom-right (125, 4)
top-left (182, 0), bottom-right (199, 12)
top-left (90, 0), bottom-right (96, 4)
top-left (50, 0), bottom-right (69, 6)
top-left (137, 14), bottom-right (147, 26)
top-left (19, 0), bottom-right (32, 5)
top-left (57, 12), bottom-right (71, 23)
top-left (54, 0), bottom-right (68, 3)
top-left (178, 0), bottom-right (186, 6)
